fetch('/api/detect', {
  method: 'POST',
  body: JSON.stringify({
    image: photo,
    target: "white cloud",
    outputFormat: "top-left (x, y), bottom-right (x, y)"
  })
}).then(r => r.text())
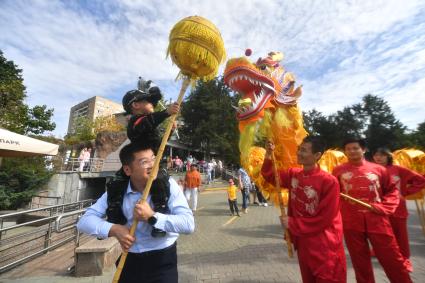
top-left (300, 10), bottom-right (425, 130)
top-left (0, 0), bottom-right (424, 136)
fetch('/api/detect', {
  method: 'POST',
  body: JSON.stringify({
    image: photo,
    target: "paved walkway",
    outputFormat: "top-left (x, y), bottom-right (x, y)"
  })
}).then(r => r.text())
top-left (1, 187), bottom-right (424, 283)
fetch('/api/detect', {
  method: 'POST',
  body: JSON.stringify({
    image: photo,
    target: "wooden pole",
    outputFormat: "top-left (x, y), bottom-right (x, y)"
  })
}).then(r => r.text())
top-left (271, 152), bottom-right (293, 258)
top-left (340, 193), bottom-right (372, 209)
top-left (112, 78), bottom-right (191, 283)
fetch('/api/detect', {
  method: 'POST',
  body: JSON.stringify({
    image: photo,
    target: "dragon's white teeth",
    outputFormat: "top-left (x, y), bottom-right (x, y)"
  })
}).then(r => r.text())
top-left (229, 75), bottom-right (269, 89)
top-left (263, 83), bottom-right (274, 92)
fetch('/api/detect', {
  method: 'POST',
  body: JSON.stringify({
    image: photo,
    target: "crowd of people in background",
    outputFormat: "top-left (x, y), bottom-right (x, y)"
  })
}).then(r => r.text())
top-left (167, 155), bottom-right (224, 177)
top-left (167, 154), bottom-right (267, 216)
top-left (77, 147), bottom-right (92, 172)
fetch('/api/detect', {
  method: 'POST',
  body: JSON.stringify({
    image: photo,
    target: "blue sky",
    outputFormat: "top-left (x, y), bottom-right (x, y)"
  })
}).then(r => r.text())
top-left (1, 0), bottom-right (425, 137)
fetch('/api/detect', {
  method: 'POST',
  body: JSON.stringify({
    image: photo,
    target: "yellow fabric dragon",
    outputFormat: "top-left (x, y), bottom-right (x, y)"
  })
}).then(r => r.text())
top-left (223, 50), bottom-right (307, 204)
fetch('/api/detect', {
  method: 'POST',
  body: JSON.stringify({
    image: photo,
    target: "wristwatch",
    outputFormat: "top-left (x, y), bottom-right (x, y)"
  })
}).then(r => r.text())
top-left (147, 214), bottom-right (157, 226)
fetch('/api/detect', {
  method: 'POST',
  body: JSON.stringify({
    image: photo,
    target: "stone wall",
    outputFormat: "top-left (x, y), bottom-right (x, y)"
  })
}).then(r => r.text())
top-left (95, 131), bottom-right (127, 159)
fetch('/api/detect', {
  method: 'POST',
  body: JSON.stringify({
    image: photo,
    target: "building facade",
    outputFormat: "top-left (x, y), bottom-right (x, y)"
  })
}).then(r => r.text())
top-left (67, 96), bottom-right (123, 134)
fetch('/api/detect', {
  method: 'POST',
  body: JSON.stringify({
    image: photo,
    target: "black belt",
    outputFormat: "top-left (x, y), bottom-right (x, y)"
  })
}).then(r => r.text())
top-left (128, 242), bottom-right (177, 258)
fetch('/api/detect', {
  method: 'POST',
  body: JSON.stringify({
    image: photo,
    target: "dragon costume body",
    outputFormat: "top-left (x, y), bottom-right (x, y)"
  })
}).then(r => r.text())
top-left (223, 50), bottom-right (307, 204)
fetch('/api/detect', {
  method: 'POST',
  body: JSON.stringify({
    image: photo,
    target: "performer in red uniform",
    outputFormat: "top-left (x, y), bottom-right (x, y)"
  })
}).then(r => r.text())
top-left (333, 139), bottom-right (412, 283)
top-left (262, 136), bottom-right (346, 283)
top-left (373, 147), bottom-right (425, 269)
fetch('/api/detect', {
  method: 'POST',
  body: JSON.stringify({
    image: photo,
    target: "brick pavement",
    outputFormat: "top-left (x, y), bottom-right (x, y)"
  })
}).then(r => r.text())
top-left (1, 188), bottom-right (424, 283)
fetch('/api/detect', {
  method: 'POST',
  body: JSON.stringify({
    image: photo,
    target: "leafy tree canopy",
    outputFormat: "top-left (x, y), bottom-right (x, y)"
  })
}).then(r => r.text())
top-left (406, 121), bottom-right (425, 150)
top-left (180, 77), bottom-right (239, 164)
top-left (0, 157), bottom-right (52, 209)
top-left (0, 50), bottom-right (55, 135)
top-left (304, 94), bottom-right (413, 152)
top-left (0, 50), bottom-right (57, 209)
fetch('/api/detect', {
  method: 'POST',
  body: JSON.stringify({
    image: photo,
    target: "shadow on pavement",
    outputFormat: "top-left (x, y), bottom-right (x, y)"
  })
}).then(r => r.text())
top-left (222, 224), bottom-right (284, 240)
top-left (178, 242), bottom-right (299, 283)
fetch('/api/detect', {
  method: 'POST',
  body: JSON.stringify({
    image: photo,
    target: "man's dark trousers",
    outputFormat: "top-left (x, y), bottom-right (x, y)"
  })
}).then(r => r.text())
top-left (118, 243), bottom-right (177, 283)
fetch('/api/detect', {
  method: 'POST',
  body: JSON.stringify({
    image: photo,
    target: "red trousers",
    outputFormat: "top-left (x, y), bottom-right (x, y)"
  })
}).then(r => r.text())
top-left (389, 217), bottom-right (410, 259)
top-left (344, 230), bottom-right (412, 283)
top-left (296, 236), bottom-right (347, 283)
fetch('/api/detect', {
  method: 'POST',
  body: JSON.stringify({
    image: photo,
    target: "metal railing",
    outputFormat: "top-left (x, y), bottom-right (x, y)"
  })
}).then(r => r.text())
top-left (30, 194), bottom-right (62, 209)
top-left (0, 200), bottom-right (94, 273)
top-left (60, 157), bottom-right (105, 173)
top-left (222, 167), bottom-right (238, 181)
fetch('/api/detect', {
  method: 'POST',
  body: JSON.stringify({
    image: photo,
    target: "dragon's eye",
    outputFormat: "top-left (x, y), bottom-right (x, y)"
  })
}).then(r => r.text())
top-left (260, 65), bottom-right (266, 70)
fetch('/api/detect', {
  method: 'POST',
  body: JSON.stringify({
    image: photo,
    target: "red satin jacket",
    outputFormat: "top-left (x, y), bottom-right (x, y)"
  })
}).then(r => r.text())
top-left (262, 160), bottom-right (345, 279)
top-left (333, 160), bottom-right (399, 234)
top-left (386, 164), bottom-right (425, 218)
top-left (261, 159), bottom-right (343, 238)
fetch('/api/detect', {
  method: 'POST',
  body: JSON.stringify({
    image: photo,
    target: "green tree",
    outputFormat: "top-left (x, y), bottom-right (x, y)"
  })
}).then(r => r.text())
top-left (303, 109), bottom-right (339, 148)
top-left (0, 50), bottom-right (56, 209)
top-left (357, 94), bottom-right (406, 151)
top-left (406, 121), bottom-right (425, 150)
top-left (64, 116), bottom-right (96, 145)
top-left (303, 107), bottom-right (363, 148)
top-left (303, 95), bottom-right (408, 151)
top-left (0, 50), bottom-right (27, 134)
top-left (0, 50), bottom-right (55, 134)
top-left (93, 115), bottom-right (125, 134)
top-left (65, 114), bottom-right (125, 146)
top-left (0, 157), bottom-right (52, 209)
top-left (330, 106), bottom-right (365, 147)
top-left (180, 77), bottom-right (239, 164)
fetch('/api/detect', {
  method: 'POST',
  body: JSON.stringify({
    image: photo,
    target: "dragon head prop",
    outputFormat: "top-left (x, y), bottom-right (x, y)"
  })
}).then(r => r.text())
top-left (256, 51), bottom-right (303, 106)
top-left (223, 55), bottom-right (276, 125)
top-left (224, 50), bottom-right (303, 125)
top-left (225, 49), bottom-right (308, 208)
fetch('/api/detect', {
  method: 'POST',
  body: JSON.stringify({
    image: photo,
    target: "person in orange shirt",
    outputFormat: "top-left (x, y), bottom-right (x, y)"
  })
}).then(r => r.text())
top-left (184, 164), bottom-right (202, 211)
top-left (227, 179), bottom-right (240, 217)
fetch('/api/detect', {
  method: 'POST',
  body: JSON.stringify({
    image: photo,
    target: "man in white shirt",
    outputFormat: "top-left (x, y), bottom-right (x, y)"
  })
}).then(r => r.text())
top-left (77, 143), bottom-right (194, 283)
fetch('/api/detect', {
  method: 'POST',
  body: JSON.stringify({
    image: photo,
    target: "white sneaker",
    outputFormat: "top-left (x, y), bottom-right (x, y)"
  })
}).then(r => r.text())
top-left (263, 203), bottom-right (268, 207)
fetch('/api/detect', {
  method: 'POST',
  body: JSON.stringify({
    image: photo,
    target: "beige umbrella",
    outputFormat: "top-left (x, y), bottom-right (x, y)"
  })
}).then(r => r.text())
top-left (0, 128), bottom-right (58, 157)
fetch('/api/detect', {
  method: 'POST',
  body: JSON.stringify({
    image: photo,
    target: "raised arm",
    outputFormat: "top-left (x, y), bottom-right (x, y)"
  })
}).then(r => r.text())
top-left (397, 165), bottom-right (425, 196)
top-left (261, 141), bottom-right (290, 188)
top-left (131, 110), bottom-right (170, 134)
top-left (372, 167), bottom-right (399, 215)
